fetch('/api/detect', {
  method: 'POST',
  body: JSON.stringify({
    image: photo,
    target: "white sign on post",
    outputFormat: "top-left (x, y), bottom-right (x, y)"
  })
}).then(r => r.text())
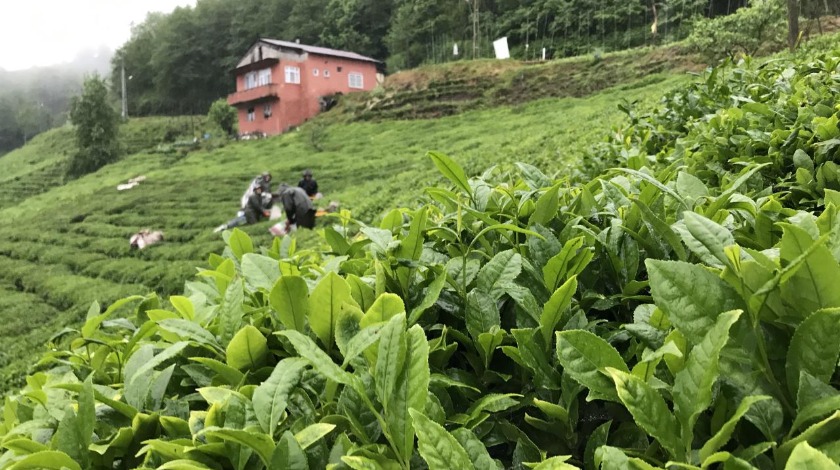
top-left (493, 37), bottom-right (510, 59)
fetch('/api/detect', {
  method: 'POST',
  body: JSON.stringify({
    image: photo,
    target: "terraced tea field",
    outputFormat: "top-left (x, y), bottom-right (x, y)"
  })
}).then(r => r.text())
top-left (0, 73), bottom-right (687, 392)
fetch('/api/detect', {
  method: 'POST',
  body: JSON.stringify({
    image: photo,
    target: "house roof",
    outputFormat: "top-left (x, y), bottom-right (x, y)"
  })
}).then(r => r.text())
top-left (260, 38), bottom-right (382, 64)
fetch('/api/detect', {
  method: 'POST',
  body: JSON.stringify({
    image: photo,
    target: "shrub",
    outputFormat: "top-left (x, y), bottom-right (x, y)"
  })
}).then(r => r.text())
top-left (686, 0), bottom-right (786, 61)
top-left (207, 98), bottom-right (237, 137)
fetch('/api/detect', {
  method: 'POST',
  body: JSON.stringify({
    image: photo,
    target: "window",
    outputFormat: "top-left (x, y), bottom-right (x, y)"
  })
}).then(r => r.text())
top-left (263, 104), bottom-right (272, 118)
top-left (285, 66), bottom-right (300, 84)
top-left (247, 108), bottom-right (255, 122)
top-left (348, 72), bottom-right (363, 89)
top-left (313, 68), bottom-right (319, 76)
top-left (257, 68), bottom-right (272, 86)
top-left (244, 72), bottom-right (257, 90)
top-left (337, 66), bottom-right (343, 72)
top-left (324, 69), bottom-right (330, 78)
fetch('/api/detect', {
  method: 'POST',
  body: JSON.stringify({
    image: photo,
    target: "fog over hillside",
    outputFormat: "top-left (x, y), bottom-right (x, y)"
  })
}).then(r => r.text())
top-left (0, 46), bottom-right (113, 154)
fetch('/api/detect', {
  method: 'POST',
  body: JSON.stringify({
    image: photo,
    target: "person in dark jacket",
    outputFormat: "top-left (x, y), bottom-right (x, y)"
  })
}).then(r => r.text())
top-left (243, 185), bottom-right (270, 224)
top-left (298, 169), bottom-right (320, 198)
top-left (275, 183), bottom-right (316, 229)
top-left (240, 171), bottom-right (273, 210)
top-left (215, 185), bottom-right (270, 232)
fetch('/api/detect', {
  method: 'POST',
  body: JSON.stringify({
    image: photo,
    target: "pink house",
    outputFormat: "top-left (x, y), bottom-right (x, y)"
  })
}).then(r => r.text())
top-left (227, 39), bottom-right (383, 136)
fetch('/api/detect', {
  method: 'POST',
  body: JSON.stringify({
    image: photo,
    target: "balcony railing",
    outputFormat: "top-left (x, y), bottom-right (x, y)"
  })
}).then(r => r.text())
top-left (227, 83), bottom-right (279, 106)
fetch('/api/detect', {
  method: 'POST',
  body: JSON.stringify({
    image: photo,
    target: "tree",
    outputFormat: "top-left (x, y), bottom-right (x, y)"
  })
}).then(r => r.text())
top-left (67, 75), bottom-right (120, 178)
top-left (787, 0), bottom-right (799, 51)
top-left (208, 99), bottom-right (238, 136)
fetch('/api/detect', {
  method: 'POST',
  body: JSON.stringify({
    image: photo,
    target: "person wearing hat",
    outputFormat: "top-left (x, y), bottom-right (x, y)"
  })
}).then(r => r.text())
top-left (258, 171), bottom-right (273, 193)
top-left (298, 169), bottom-right (322, 199)
top-left (241, 171), bottom-right (273, 210)
top-left (274, 183), bottom-right (316, 231)
top-left (215, 184), bottom-right (271, 232)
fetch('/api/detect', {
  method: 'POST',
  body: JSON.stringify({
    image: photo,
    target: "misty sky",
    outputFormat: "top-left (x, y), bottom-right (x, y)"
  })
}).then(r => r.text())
top-left (0, 0), bottom-right (197, 71)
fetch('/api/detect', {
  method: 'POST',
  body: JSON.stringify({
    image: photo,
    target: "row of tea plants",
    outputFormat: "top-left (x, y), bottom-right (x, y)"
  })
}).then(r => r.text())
top-left (1, 47), bottom-right (840, 469)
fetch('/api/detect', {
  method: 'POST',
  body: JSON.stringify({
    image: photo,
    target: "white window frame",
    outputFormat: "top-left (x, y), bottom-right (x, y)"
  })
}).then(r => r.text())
top-left (313, 68), bottom-right (319, 76)
top-left (348, 72), bottom-right (363, 89)
top-left (263, 103), bottom-right (272, 118)
top-left (257, 68), bottom-right (272, 86)
top-left (244, 72), bottom-right (257, 90)
top-left (284, 66), bottom-right (301, 84)
top-left (324, 69), bottom-right (330, 78)
top-left (246, 108), bottom-right (256, 122)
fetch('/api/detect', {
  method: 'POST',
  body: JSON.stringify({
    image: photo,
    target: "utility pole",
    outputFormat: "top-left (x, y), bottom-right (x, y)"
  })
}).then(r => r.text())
top-left (121, 63), bottom-right (128, 119)
top-left (472, 0), bottom-right (479, 59)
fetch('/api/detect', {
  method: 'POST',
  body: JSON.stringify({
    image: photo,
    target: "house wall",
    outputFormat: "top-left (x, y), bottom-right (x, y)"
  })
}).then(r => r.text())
top-left (230, 50), bottom-right (379, 136)
top-left (275, 53), bottom-right (379, 132)
top-left (235, 99), bottom-right (281, 136)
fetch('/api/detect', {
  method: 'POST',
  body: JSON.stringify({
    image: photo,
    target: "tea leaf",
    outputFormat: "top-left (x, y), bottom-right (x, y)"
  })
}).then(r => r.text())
top-left (556, 330), bottom-right (628, 402)
top-left (271, 431), bottom-right (309, 470)
top-left (375, 314), bottom-right (407, 411)
top-left (227, 228), bottom-right (254, 260)
top-left (779, 224), bottom-right (840, 320)
top-left (278, 330), bottom-right (355, 386)
top-left (647, 260), bottom-right (742, 340)
top-left (309, 272), bottom-right (354, 350)
top-left (390, 324), bottom-right (430, 462)
top-left (361, 293), bottom-right (406, 328)
top-left (429, 151), bottom-right (472, 198)
top-left (607, 368), bottom-right (681, 459)
top-left (294, 423), bottom-right (336, 449)
top-left (241, 253), bottom-right (280, 292)
top-left (681, 211), bottom-right (734, 267)
top-left (7, 450), bottom-right (82, 470)
top-left (410, 409), bottom-right (473, 469)
top-left (785, 442), bottom-right (839, 469)
top-left (270, 276), bottom-right (310, 333)
top-left (699, 395), bottom-right (771, 462)
top-left (672, 310), bottom-right (740, 453)
top-left (226, 327), bottom-right (267, 372)
top-left (540, 275), bottom-right (577, 344)
top-left (218, 279), bottom-right (245, 347)
top-left (477, 250), bottom-right (522, 298)
top-left (786, 308), bottom-right (840, 398)
top-left (466, 290), bottom-right (500, 340)
top-left (203, 427), bottom-right (275, 467)
top-left (530, 184), bottom-right (560, 226)
top-left (451, 428), bottom-right (498, 469)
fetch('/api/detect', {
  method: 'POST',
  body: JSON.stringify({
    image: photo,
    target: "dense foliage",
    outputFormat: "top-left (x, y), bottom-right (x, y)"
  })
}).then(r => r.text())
top-left (686, 0), bottom-right (787, 60)
top-left (0, 73), bottom-right (668, 396)
top-left (66, 76), bottom-right (121, 178)
top-left (1, 44), bottom-right (840, 468)
top-left (112, 0), bottom-right (792, 116)
top-left (207, 100), bottom-right (238, 137)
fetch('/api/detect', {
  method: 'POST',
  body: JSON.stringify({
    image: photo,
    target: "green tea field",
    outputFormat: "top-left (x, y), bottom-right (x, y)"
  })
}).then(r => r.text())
top-left (0, 70), bottom-right (687, 392)
top-left (1, 27), bottom-right (840, 469)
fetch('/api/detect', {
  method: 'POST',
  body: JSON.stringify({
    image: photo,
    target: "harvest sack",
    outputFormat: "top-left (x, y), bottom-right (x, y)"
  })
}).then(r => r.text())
top-left (130, 230), bottom-right (164, 249)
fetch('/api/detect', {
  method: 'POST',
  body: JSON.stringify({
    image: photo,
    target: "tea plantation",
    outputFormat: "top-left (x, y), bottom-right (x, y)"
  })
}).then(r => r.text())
top-left (0, 73), bottom-right (686, 394)
top-left (1, 36), bottom-right (840, 469)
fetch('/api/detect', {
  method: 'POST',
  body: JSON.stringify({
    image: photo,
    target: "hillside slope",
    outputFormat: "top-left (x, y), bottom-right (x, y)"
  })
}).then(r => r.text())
top-left (0, 73), bottom-right (688, 391)
top-left (2, 40), bottom-right (840, 469)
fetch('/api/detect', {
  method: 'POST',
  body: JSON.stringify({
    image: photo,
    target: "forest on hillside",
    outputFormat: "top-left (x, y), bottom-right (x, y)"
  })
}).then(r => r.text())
top-left (111, 0), bottom-right (837, 117)
top-left (0, 48), bottom-right (112, 154)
